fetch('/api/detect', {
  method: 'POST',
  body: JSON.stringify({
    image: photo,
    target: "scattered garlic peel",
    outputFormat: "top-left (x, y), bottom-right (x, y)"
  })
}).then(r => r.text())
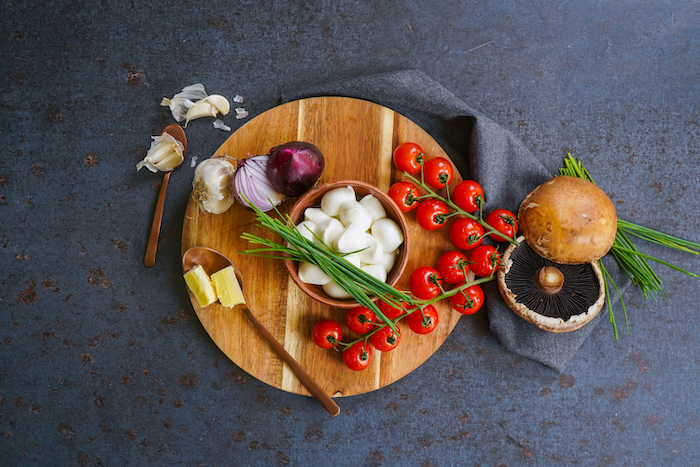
top-left (161, 83), bottom-right (208, 122)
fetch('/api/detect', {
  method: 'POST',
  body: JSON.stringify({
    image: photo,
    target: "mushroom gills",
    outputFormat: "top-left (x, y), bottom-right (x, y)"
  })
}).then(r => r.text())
top-left (504, 241), bottom-right (600, 321)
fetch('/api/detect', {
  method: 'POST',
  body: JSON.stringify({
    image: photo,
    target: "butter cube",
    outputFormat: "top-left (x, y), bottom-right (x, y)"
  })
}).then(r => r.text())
top-left (183, 265), bottom-right (217, 307)
top-left (211, 266), bottom-right (246, 308)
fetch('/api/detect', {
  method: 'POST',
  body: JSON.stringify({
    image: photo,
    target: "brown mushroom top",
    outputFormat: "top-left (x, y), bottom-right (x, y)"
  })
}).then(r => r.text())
top-left (518, 176), bottom-right (617, 264)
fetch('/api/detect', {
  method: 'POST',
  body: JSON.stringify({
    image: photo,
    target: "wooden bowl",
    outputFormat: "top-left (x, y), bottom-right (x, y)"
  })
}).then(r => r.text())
top-left (284, 180), bottom-right (410, 308)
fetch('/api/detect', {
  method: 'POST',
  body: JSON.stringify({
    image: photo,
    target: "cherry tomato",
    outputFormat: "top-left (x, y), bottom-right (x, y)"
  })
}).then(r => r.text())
top-left (406, 305), bottom-right (439, 334)
top-left (468, 245), bottom-right (501, 277)
top-left (423, 157), bottom-right (454, 189)
top-left (416, 199), bottom-right (449, 231)
top-left (449, 218), bottom-right (484, 250)
top-left (388, 181), bottom-right (421, 213)
top-left (311, 320), bottom-right (342, 349)
top-left (409, 266), bottom-right (441, 300)
top-left (369, 326), bottom-right (401, 351)
top-left (449, 285), bottom-right (485, 315)
top-left (378, 299), bottom-right (410, 320)
top-left (452, 180), bottom-right (485, 213)
top-left (393, 142), bottom-right (425, 175)
top-left (343, 341), bottom-right (373, 371)
top-left (485, 208), bottom-right (518, 242)
top-left (345, 307), bottom-right (377, 334)
top-left (436, 251), bottom-right (469, 285)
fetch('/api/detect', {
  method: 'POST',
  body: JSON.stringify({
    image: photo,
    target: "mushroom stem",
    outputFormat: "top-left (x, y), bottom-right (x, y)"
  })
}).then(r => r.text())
top-left (537, 266), bottom-right (565, 294)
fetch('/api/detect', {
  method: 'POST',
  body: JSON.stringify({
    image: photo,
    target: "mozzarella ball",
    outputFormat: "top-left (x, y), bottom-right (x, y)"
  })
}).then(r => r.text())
top-left (333, 223), bottom-right (372, 253)
top-left (338, 200), bottom-right (372, 231)
top-left (304, 207), bottom-right (331, 225)
top-left (314, 217), bottom-right (344, 248)
top-left (320, 186), bottom-right (355, 217)
top-left (361, 264), bottom-right (387, 283)
top-left (294, 220), bottom-right (316, 243)
top-left (378, 250), bottom-right (398, 273)
top-left (298, 262), bottom-right (331, 286)
top-left (357, 233), bottom-right (384, 265)
top-left (371, 218), bottom-right (404, 253)
top-left (342, 253), bottom-right (362, 268)
top-left (359, 194), bottom-right (387, 222)
top-left (322, 280), bottom-right (352, 299)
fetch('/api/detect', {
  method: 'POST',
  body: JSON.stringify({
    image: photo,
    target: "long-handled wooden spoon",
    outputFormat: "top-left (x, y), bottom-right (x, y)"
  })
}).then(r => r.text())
top-left (182, 246), bottom-right (341, 417)
top-left (144, 124), bottom-right (187, 268)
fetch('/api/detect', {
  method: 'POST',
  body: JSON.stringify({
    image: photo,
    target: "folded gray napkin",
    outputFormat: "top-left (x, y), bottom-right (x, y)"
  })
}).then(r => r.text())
top-left (282, 69), bottom-right (630, 372)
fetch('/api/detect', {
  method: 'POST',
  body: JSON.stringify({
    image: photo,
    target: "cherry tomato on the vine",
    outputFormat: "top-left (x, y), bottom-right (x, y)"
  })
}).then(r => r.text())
top-left (450, 218), bottom-right (484, 250)
top-left (378, 299), bottom-right (410, 320)
top-left (409, 266), bottom-right (442, 300)
top-left (388, 181), bottom-right (421, 213)
top-left (311, 319), bottom-right (342, 349)
top-left (343, 341), bottom-right (373, 371)
top-left (369, 326), bottom-right (401, 351)
top-left (345, 307), bottom-right (377, 334)
top-left (406, 305), bottom-right (439, 334)
top-left (393, 142), bottom-right (425, 175)
top-left (436, 251), bottom-right (469, 285)
top-left (423, 157), bottom-right (454, 189)
top-left (452, 180), bottom-right (485, 213)
top-left (416, 199), bottom-right (449, 231)
top-left (449, 285), bottom-right (485, 315)
top-left (485, 208), bottom-right (518, 242)
top-left (468, 245), bottom-right (501, 277)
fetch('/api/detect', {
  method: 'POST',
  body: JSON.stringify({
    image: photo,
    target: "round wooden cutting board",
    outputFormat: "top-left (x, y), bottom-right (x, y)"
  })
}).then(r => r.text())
top-left (181, 97), bottom-right (465, 397)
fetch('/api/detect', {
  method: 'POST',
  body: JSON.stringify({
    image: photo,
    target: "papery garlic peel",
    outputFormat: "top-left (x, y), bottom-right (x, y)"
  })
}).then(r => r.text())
top-left (136, 132), bottom-right (185, 173)
top-left (191, 157), bottom-right (236, 214)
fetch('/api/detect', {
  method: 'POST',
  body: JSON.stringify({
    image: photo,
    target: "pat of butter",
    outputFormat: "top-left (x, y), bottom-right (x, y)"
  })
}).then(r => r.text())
top-left (183, 265), bottom-right (217, 307)
top-left (211, 266), bottom-right (246, 308)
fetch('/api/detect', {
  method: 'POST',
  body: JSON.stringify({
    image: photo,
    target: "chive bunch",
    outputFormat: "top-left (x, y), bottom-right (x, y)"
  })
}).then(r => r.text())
top-left (558, 154), bottom-right (699, 338)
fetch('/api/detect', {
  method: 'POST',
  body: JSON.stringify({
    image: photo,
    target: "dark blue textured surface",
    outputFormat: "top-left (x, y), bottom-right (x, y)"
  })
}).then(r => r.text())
top-left (1, 1), bottom-right (699, 465)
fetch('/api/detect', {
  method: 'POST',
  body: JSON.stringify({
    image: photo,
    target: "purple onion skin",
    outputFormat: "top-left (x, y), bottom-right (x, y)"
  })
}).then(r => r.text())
top-left (266, 142), bottom-right (325, 197)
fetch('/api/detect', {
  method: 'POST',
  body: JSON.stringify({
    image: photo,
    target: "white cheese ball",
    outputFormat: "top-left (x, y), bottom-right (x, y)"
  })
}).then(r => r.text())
top-left (338, 200), bottom-right (372, 231)
top-left (322, 280), bottom-right (352, 299)
top-left (371, 218), bottom-right (404, 253)
top-left (298, 262), bottom-right (331, 286)
top-left (378, 250), bottom-right (398, 273)
top-left (360, 264), bottom-right (387, 283)
top-left (359, 194), bottom-right (387, 222)
top-left (314, 217), bottom-right (344, 248)
top-left (357, 233), bottom-right (384, 265)
top-left (342, 253), bottom-right (362, 268)
top-left (333, 223), bottom-right (372, 254)
top-left (304, 207), bottom-right (331, 225)
top-left (294, 220), bottom-right (316, 243)
top-left (320, 186), bottom-right (355, 217)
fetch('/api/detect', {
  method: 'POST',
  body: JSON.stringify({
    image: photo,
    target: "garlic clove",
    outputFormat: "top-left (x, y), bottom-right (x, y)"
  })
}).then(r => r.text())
top-left (204, 95), bottom-right (230, 116)
top-left (136, 133), bottom-right (184, 173)
top-left (161, 83), bottom-right (208, 122)
top-left (185, 101), bottom-right (218, 127)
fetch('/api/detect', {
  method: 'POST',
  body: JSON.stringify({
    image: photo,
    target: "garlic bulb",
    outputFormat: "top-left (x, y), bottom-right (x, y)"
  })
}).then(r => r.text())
top-left (136, 132), bottom-right (185, 173)
top-left (191, 157), bottom-right (236, 214)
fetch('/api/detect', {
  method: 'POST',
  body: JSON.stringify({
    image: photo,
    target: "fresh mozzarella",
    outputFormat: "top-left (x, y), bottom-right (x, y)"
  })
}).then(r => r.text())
top-left (314, 217), bottom-right (344, 247)
top-left (371, 218), bottom-right (404, 253)
top-left (322, 280), bottom-right (352, 299)
top-left (342, 253), bottom-right (362, 268)
top-left (378, 250), bottom-right (398, 273)
top-left (359, 194), bottom-right (387, 222)
top-left (294, 220), bottom-right (316, 243)
top-left (333, 223), bottom-right (372, 253)
top-left (304, 207), bottom-right (331, 225)
top-left (357, 233), bottom-right (384, 265)
top-left (338, 200), bottom-right (372, 231)
top-left (320, 186), bottom-right (355, 217)
top-left (360, 264), bottom-right (387, 283)
top-left (298, 262), bottom-right (331, 285)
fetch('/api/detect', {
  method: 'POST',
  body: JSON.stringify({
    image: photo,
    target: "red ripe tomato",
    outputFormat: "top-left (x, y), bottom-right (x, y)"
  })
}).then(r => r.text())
top-left (450, 218), bottom-right (484, 250)
top-left (311, 320), bottom-right (342, 349)
top-left (345, 307), bottom-right (377, 334)
top-left (406, 305), bottom-right (439, 334)
top-left (378, 299), bottom-right (409, 320)
top-left (393, 142), bottom-right (425, 175)
top-left (449, 285), bottom-right (485, 315)
top-left (468, 245), bottom-right (501, 277)
top-left (409, 266), bottom-right (441, 300)
top-left (416, 199), bottom-right (449, 230)
top-left (452, 180), bottom-right (485, 213)
top-left (369, 326), bottom-right (401, 351)
top-left (343, 341), bottom-right (373, 371)
top-left (485, 208), bottom-right (518, 242)
top-left (388, 181), bottom-right (421, 213)
top-left (423, 157), bottom-right (454, 189)
top-left (436, 251), bottom-right (469, 285)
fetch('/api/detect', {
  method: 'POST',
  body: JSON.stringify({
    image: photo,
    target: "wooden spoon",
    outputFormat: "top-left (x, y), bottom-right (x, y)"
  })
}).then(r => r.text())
top-left (182, 246), bottom-right (341, 417)
top-left (144, 124), bottom-right (187, 268)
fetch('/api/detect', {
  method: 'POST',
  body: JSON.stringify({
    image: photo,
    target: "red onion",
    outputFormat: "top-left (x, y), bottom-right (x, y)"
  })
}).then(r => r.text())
top-left (233, 155), bottom-right (286, 212)
top-left (266, 142), bottom-right (324, 197)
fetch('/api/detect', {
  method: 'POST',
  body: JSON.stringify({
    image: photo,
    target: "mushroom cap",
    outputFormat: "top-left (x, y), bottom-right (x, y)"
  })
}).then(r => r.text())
top-left (497, 236), bottom-right (606, 333)
top-left (518, 176), bottom-right (617, 264)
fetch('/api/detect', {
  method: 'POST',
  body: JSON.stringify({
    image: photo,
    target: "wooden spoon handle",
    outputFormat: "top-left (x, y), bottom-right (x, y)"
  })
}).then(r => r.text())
top-left (144, 171), bottom-right (172, 268)
top-left (239, 305), bottom-right (340, 417)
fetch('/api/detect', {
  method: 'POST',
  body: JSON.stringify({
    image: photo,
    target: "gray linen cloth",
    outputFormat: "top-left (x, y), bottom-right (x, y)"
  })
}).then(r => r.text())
top-left (282, 69), bottom-right (629, 372)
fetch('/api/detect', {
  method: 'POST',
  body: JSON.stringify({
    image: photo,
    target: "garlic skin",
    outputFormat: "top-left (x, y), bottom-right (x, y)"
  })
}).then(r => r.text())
top-left (136, 132), bottom-right (185, 173)
top-left (161, 83), bottom-right (208, 122)
top-left (191, 157), bottom-right (236, 214)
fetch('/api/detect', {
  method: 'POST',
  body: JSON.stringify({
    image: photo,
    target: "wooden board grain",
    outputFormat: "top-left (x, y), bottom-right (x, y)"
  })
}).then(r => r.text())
top-left (181, 97), bottom-right (465, 397)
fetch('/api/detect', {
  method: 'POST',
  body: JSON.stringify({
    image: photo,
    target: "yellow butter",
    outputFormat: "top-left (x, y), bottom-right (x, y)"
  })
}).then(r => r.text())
top-left (183, 265), bottom-right (217, 307)
top-left (211, 266), bottom-right (246, 308)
